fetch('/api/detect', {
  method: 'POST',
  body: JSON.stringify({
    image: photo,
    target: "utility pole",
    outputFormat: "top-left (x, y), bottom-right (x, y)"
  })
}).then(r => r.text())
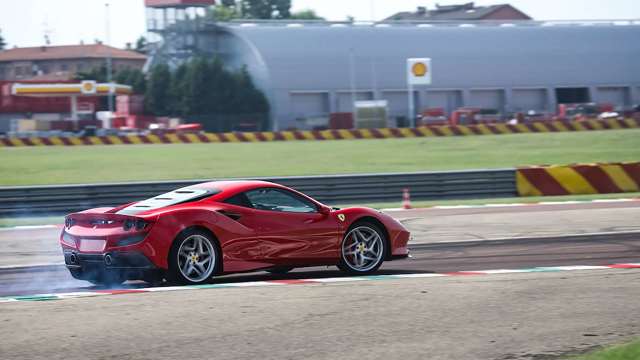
top-left (349, 47), bottom-right (357, 115)
top-left (105, 2), bottom-right (114, 113)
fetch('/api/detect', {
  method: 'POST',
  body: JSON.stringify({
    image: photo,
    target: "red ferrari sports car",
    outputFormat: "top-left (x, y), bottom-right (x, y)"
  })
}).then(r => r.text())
top-left (60, 181), bottom-right (411, 285)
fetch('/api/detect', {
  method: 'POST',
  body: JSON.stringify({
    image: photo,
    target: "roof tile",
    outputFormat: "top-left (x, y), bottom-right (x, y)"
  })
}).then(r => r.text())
top-left (0, 44), bottom-right (147, 62)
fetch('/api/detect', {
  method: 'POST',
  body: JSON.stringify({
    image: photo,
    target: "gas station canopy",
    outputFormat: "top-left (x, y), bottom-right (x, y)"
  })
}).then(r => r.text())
top-left (11, 81), bottom-right (133, 120)
top-left (145, 0), bottom-right (215, 8)
top-left (11, 81), bottom-right (132, 97)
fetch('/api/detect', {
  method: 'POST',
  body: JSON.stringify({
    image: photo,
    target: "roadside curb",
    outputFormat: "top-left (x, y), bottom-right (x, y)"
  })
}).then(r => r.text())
top-left (2, 231), bottom-right (639, 273)
top-left (1, 118), bottom-right (637, 148)
top-left (381, 197), bottom-right (640, 211)
top-left (0, 263), bottom-right (65, 274)
top-left (408, 231), bottom-right (640, 249)
top-left (0, 225), bottom-right (60, 232)
top-left (2, 262), bottom-right (639, 303)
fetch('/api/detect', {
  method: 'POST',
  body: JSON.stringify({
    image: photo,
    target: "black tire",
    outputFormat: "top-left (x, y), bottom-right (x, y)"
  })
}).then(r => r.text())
top-left (266, 266), bottom-right (294, 275)
top-left (337, 221), bottom-right (387, 275)
top-left (167, 228), bottom-right (221, 285)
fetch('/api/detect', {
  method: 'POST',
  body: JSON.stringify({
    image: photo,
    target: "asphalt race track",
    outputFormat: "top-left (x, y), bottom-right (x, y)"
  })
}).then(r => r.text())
top-left (1, 232), bottom-right (640, 297)
top-left (1, 201), bottom-right (639, 360)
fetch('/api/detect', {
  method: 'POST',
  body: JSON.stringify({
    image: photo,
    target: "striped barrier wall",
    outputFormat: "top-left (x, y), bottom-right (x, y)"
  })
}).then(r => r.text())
top-left (517, 162), bottom-right (640, 196)
top-left (0, 118), bottom-right (638, 147)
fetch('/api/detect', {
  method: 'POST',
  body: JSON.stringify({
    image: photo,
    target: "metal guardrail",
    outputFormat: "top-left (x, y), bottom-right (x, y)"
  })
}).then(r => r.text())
top-left (0, 169), bottom-right (516, 216)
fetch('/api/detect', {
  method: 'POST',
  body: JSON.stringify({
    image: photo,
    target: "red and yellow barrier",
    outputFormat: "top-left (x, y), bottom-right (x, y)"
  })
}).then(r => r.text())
top-left (517, 162), bottom-right (640, 196)
top-left (0, 118), bottom-right (638, 147)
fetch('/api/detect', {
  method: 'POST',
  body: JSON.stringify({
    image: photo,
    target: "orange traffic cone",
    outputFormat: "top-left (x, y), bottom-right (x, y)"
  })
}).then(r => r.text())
top-left (402, 188), bottom-right (412, 209)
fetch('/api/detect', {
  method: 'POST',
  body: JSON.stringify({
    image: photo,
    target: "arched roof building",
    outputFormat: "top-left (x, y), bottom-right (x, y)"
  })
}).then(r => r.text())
top-left (151, 19), bottom-right (640, 130)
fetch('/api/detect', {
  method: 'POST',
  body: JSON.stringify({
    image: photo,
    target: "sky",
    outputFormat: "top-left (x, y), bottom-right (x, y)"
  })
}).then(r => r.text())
top-left (0, 0), bottom-right (639, 49)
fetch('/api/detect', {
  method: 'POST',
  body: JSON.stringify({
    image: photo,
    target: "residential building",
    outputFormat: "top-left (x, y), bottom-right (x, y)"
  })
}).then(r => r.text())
top-left (385, 2), bottom-right (532, 21)
top-left (0, 44), bottom-right (147, 81)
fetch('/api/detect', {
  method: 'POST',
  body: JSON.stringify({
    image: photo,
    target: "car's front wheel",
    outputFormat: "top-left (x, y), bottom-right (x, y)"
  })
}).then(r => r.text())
top-left (338, 222), bottom-right (387, 275)
top-left (168, 229), bottom-right (220, 285)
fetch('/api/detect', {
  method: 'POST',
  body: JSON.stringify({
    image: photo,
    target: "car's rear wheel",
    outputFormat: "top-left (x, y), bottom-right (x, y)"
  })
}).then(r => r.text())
top-left (266, 266), bottom-right (294, 275)
top-left (168, 229), bottom-right (220, 285)
top-left (338, 222), bottom-right (386, 275)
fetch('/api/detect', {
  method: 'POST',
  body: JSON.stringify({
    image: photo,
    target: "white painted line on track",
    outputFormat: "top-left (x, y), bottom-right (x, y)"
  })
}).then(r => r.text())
top-left (474, 269), bottom-right (531, 274)
top-left (1, 262), bottom-right (639, 304)
top-left (391, 273), bottom-right (448, 278)
top-left (382, 198), bottom-right (640, 212)
top-left (223, 281), bottom-right (284, 287)
top-left (0, 262), bottom-right (65, 270)
top-left (0, 225), bottom-right (59, 231)
top-left (310, 277), bottom-right (369, 283)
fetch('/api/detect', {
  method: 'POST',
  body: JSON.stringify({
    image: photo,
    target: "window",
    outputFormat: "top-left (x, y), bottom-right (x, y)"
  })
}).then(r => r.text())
top-left (555, 87), bottom-right (590, 104)
top-left (61, 63), bottom-right (69, 71)
top-left (245, 188), bottom-right (317, 213)
top-left (223, 193), bottom-right (253, 208)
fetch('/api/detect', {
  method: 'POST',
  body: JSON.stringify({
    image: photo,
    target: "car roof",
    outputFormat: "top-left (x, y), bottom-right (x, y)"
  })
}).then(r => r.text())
top-left (188, 180), bottom-right (283, 194)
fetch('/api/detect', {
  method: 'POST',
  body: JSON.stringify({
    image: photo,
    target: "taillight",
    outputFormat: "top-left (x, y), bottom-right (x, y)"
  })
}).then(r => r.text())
top-left (135, 219), bottom-right (148, 231)
top-left (61, 230), bottom-right (76, 247)
top-left (123, 218), bottom-right (149, 231)
top-left (65, 217), bottom-right (76, 229)
top-left (123, 219), bottom-right (134, 231)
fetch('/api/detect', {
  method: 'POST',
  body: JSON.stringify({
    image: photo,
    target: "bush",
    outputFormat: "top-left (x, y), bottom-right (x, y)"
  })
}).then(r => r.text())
top-left (145, 58), bottom-right (270, 131)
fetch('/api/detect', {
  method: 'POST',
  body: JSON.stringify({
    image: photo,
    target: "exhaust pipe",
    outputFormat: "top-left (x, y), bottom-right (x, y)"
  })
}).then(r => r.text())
top-left (104, 254), bottom-right (113, 266)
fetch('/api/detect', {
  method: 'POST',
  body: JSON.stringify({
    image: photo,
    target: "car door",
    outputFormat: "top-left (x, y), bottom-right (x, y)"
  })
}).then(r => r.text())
top-left (244, 187), bottom-right (342, 263)
top-left (215, 193), bottom-right (268, 271)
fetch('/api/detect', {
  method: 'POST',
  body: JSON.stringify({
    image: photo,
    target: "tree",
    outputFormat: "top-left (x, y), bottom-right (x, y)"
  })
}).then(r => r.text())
top-left (140, 57), bottom-right (270, 131)
top-left (232, 66), bottom-right (269, 114)
top-left (290, 9), bottom-right (324, 20)
top-left (114, 68), bottom-right (147, 94)
top-left (209, 5), bottom-right (240, 21)
top-left (240, 0), bottom-right (291, 19)
top-left (168, 63), bottom-right (188, 116)
top-left (145, 64), bottom-right (172, 116)
top-left (75, 65), bottom-right (108, 82)
top-left (181, 58), bottom-right (212, 115)
top-left (134, 36), bottom-right (147, 54)
top-left (0, 28), bottom-right (6, 50)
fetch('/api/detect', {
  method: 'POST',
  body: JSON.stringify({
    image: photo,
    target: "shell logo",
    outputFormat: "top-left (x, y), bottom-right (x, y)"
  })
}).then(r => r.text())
top-left (412, 62), bottom-right (428, 77)
top-left (81, 81), bottom-right (97, 94)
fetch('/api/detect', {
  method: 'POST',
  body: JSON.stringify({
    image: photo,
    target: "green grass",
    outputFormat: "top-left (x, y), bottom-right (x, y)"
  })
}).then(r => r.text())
top-left (0, 129), bottom-right (639, 186)
top-left (2, 192), bottom-right (638, 228)
top-left (567, 339), bottom-right (640, 360)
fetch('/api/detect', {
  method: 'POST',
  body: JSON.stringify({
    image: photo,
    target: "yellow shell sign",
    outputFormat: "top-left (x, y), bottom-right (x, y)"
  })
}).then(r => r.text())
top-left (407, 58), bottom-right (432, 85)
top-left (412, 62), bottom-right (428, 77)
top-left (80, 81), bottom-right (97, 94)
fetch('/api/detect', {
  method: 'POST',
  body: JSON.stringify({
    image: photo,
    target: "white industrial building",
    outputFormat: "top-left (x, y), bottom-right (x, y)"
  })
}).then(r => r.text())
top-left (146, 6), bottom-right (640, 130)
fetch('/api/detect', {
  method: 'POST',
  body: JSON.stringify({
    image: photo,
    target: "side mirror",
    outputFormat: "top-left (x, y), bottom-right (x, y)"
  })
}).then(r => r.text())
top-left (318, 205), bottom-right (331, 215)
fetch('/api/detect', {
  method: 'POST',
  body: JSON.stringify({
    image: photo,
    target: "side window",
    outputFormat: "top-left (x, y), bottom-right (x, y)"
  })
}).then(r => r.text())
top-left (245, 188), bottom-right (317, 213)
top-left (223, 193), bottom-right (253, 209)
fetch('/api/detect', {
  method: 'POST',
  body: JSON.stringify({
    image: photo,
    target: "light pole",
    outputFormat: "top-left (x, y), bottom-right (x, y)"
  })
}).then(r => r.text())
top-left (105, 2), bottom-right (114, 113)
